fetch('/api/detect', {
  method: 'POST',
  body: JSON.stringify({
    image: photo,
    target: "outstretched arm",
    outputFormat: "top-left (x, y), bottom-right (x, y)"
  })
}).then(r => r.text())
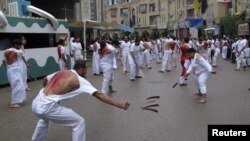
top-left (93, 91), bottom-right (130, 110)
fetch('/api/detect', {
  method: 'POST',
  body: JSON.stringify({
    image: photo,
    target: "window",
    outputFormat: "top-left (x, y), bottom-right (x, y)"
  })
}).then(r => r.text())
top-left (149, 3), bottom-right (155, 12)
top-left (186, 0), bottom-right (194, 6)
top-left (140, 4), bottom-right (147, 13)
top-left (0, 33), bottom-right (56, 50)
top-left (150, 16), bottom-right (157, 25)
top-left (110, 8), bottom-right (117, 17)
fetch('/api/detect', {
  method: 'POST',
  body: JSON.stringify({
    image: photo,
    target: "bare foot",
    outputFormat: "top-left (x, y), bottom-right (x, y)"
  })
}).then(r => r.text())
top-left (10, 104), bottom-right (21, 108)
top-left (26, 88), bottom-right (31, 91)
top-left (197, 95), bottom-right (206, 103)
top-left (194, 93), bottom-right (202, 96)
top-left (109, 90), bottom-right (117, 94)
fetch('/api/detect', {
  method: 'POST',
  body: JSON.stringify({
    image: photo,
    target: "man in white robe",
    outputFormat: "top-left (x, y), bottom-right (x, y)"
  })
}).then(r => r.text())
top-left (3, 39), bottom-right (27, 108)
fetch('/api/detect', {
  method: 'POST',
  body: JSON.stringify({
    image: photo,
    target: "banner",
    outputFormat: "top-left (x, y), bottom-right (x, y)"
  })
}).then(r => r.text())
top-left (194, 0), bottom-right (200, 16)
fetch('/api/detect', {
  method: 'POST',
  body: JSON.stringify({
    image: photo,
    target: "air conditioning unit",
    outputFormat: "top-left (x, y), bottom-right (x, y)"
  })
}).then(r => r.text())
top-left (8, 1), bottom-right (19, 16)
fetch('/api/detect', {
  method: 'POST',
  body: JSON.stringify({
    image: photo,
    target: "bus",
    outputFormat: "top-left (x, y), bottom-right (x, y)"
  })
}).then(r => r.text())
top-left (0, 8), bottom-right (70, 86)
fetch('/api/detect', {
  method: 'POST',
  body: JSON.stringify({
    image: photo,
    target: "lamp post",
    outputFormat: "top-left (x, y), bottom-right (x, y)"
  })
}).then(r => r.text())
top-left (82, 19), bottom-right (99, 60)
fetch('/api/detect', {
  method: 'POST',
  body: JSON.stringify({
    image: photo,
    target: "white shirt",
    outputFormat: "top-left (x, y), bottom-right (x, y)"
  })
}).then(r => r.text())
top-left (100, 43), bottom-right (116, 65)
top-left (214, 40), bottom-right (220, 48)
top-left (237, 39), bottom-right (247, 53)
top-left (73, 42), bottom-right (83, 56)
top-left (187, 53), bottom-right (212, 76)
top-left (93, 42), bottom-right (100, 53)
top-left (120, 41), bottom-right (131, 53)
top-left (130, 43), bottom-right (143, 58)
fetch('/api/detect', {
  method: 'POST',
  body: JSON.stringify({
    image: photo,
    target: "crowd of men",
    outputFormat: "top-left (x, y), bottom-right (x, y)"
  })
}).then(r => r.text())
top-left (2, 34), bottom-right (250, 141)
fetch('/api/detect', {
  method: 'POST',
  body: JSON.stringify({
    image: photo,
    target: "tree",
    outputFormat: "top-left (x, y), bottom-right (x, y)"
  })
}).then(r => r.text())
top-left (220, 16), bottom-right (237, 36)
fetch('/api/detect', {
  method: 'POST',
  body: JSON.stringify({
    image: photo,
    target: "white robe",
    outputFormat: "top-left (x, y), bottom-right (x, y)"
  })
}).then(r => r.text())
top-left (100, 44), bottom-right (116, 94)
top-left (120, 41), bottom-right (131, 72)
top-left (129, 43), bottom-right (143, 79)
top-left (4, 48), bottom-right (26, 104)
top-left (92, 42), bottom-right (101, 74)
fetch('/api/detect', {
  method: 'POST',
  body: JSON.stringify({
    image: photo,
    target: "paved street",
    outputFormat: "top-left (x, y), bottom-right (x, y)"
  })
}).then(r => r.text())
top-left (0, 58), bottom-right (250, 141)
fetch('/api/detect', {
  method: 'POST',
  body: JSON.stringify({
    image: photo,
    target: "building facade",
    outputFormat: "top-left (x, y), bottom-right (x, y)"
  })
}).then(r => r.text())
top-left (104, 0), bottom-right (234, 39)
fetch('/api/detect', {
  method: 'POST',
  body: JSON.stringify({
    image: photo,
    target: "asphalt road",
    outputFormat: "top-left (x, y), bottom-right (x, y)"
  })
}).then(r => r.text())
top-left (0, 58), bottom-right (250, 141)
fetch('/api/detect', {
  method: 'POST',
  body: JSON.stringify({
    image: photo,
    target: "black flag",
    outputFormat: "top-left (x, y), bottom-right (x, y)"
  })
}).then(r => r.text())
top-left (201, 0), bottom-right (208, 14)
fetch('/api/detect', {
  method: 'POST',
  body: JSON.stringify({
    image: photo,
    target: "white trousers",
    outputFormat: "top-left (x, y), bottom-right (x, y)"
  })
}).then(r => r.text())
top-left (113, 56), bottom-right (117, 69)
top-left (194, 72), bottom-right (210, 94)
top-left (71, 57), bottom-right (75, 69)
top-left (92, 52), bottom-right (100, 74)
top-left (32, 102), bottom-right (85, 141)
top-left (75, 55), bottom-right (84, 61)
top-left (247, 58), bottom-right (250, 66)
top-left (222, 46), bottom-right (228, 59)
top-left (208, 48), bottom-right (220, 66)
top-left (100, 63), bottom-right (114, 94)
top-left (129, 56), bottom-right (140, 79)
top-left (58, 59), bottom-right (66, 70)
top-left (122, 52), bottom-right (130, 72)
top-left (172, 53), bottom-right (177, 66)
top-left (153, 47), bottom-right (160, 63)
top-left (236, 54), bottom-right (246, 69)
top-left (7, 67), bottom-right (26, 104)
top-left (141, 50), bottom-right (151, 68)
top-left (20, 60), bottom-right (28, 88)
top-left (161, 50), bottom-right (172, 71)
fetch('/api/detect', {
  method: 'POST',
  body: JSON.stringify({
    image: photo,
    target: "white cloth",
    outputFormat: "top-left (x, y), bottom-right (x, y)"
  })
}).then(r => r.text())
top-left (92, 42), bottom-right (101, 74)
top-left (129, 43), bottom-right (143, 79)
top-left (187, 53), bottom-right (212, 94)
top-left (31, 70), bottom-right (97, 141)
top-left (58, 45), bottom-right (66, 70)
top-left (244, 48), bottom-right (250, 66)
top-left (69, 38), bottom-right (75, 69)
top-left (208, 43), bottom-right (220, 66)
top-left (194, 72), bottom-right (210, 94)
top-left (161, 50), bottom-right (172, 71)
top-left (4, 48), bottom-right (26, 104)
top-left (120, 41), bottom-right (131, 72)
top-left (221, 40), bottom-right (228, 59)
top-left (73, 42), bottom-right (83, 60)
top-left (18, 50), bottom-right (28, 89)
top-left (100, 44), bottom-right (116, 94)
top-left (152, 40), bottom-right (160, 63)
top-left (141, 49), bottom-right (151, 68)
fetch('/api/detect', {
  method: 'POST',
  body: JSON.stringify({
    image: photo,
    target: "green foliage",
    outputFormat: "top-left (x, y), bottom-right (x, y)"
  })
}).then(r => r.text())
top-left (198, 25), bottom-right (206, 37)
top-left (130, 31), bottom-right (140, 40)
top-left (112, 33), bottom-right (119, 40)
top-left (220, 15), bottom-right (237, 36)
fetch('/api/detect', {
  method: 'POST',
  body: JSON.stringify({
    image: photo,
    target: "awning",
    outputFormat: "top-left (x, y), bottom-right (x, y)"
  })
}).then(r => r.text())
top-left (186, 19), bottom-right (204, 28)
top-left (117, 23), bottom-right (135, 33)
